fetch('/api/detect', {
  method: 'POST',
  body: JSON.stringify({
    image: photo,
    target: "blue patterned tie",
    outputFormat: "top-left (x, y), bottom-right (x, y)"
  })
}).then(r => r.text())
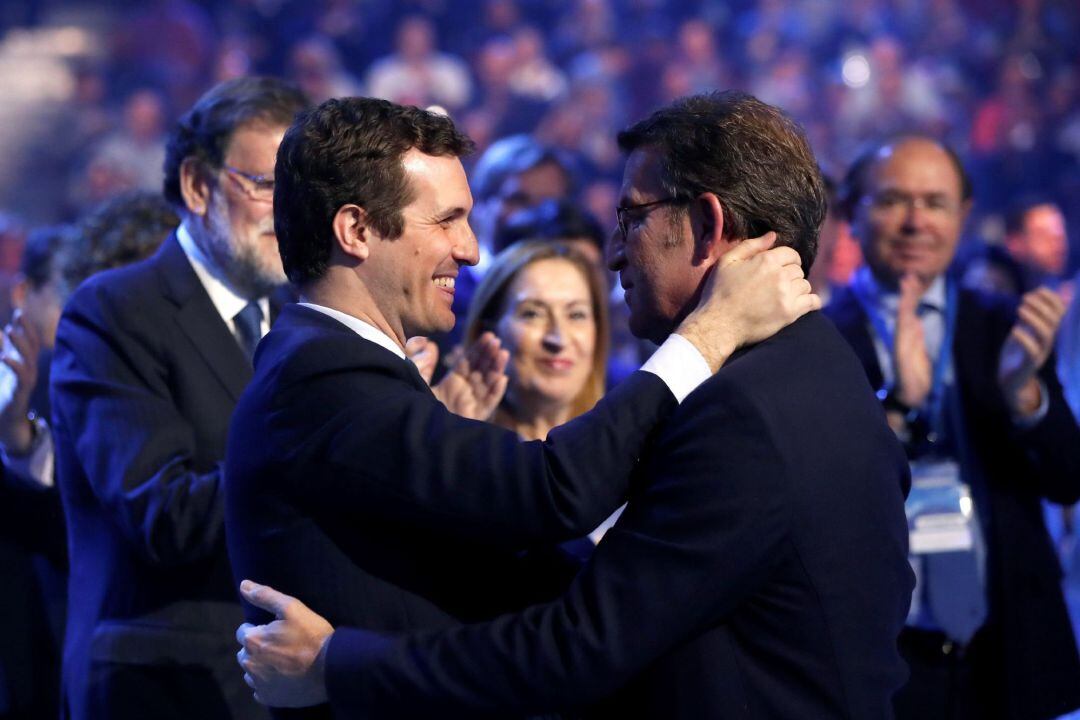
top-left (234, 301), bottom-right (264, 363)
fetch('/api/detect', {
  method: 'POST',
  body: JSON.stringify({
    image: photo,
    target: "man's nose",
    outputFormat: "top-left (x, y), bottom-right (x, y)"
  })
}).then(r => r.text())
top-left (454, 222), bottom-right (480, 266)
top-left (900, 199), bottom-right (931, 233)
top-left (605, 227), bottom-right (624, 272)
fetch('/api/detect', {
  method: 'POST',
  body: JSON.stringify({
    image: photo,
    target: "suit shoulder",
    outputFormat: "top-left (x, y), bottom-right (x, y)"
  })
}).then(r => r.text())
top-left (65, 252), bottom-right (170, 322)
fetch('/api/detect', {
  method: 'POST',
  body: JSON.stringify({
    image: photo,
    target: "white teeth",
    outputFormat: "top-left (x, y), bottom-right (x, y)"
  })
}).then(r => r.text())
top-left (433, 277), bottom-right (456, 289)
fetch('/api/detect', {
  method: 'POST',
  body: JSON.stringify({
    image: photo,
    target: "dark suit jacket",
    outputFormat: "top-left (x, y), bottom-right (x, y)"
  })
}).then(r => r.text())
top-left (826, 285), bottom-right (1080, 720)
top-left (314, 312), bottom-right (913, 719)
top-left (224, 303), bottom-right (679, 719)
top-left (51, 234), bottom-right (271, 720)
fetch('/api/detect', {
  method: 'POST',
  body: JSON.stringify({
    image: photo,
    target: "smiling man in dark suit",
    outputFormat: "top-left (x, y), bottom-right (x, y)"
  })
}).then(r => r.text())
top-left (235, 92), bottom-right (913, 719)
top-left (50, 77), bottom-right (309, 720)
top-left (826, 135), bottom-right (1080, 720)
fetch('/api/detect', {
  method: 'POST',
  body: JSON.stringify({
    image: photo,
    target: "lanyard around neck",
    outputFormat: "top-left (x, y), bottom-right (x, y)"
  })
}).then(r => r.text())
top-left (852, 277), bottom-right (959, 435)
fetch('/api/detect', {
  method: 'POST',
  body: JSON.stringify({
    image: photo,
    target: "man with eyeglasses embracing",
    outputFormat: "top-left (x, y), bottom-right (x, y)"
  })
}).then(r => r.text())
top-left (50, 77), bottom-right (308, 720)
top-left (826, 135), bottom-right (1080, 720)
top-left (235, 92), bottom-right (914, 720)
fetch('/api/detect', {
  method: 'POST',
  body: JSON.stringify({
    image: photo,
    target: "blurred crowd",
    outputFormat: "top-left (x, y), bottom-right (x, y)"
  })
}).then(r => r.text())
top-left (0, 0), bottom-right (1078, 263)
top-left (0, 1), bottom-right (1078, 718)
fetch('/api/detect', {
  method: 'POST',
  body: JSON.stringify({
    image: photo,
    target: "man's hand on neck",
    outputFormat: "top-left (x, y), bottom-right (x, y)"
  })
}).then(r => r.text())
top-left (676, 232), bottom-right (821, 373)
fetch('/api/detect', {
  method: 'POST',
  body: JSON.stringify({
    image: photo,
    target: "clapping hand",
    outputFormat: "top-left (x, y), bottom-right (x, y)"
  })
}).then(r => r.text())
top-left (405, 336), bottom-right (440, 385)
top-left (998, 286), bottom-right (1067, 418)
top-left (0, 309), bottom-right (41, 454)
top-left (892, 273), bottom-right (932, 408)
top-left (431, 332), bottom-right (509, 420)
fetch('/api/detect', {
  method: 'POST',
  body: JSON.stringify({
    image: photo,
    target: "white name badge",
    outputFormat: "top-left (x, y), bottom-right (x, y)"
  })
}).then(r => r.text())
top-left (905, 460), bottom-right (975, 554)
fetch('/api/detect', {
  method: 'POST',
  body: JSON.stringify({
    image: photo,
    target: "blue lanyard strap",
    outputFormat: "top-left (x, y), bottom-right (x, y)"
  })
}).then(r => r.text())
top-left (853, 278), bottom-right (959, 435)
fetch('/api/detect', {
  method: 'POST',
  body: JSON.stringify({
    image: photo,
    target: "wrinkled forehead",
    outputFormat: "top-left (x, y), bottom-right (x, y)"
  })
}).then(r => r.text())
top-left (869, 139), bottom-right (963, 196)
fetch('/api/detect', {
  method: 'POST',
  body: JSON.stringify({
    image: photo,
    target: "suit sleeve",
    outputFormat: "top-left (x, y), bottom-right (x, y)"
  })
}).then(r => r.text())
top-left (0, 473), bottom-right (66, 566)
top-left (279, 367), bottom-right (680, 545)
top-left (1010, 351), bottom-right (1080, 504)
top-left (51, 287), bottom-right (224, 567)
top-left (321, 378), bottom-right (790, 717)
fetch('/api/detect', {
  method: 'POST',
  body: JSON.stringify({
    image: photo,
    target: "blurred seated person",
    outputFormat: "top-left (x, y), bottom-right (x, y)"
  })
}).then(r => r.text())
top-left (0, 194), bottom-right (174, 720)
top-left (0, 225), bottom-right (70, 720)
top-left (809, 174), bottom-right (863, 304)
top-left (463, 240), bottom-right (621, 544)
top-left (962, 197), bottom-right (1070, 297)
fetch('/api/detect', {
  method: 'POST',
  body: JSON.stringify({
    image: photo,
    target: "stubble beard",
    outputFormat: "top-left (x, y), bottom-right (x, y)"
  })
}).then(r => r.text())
top-left (198, 192), bottom-right (287, 300)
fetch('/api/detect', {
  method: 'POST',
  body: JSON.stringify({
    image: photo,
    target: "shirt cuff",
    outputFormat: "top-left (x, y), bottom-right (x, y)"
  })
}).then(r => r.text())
top-left (640, 334), bottom-right (711, 403)
top-left (0, 416), bottom-right (54, 488)
top-left (1013, 379), bottom-right (1050, 429)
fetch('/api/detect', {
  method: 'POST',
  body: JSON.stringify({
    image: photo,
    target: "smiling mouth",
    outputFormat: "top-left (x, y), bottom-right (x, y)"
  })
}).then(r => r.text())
top-left (540, 358), bottom-right (575, 372)
top-left (433, 276), bottom-right (456, 289)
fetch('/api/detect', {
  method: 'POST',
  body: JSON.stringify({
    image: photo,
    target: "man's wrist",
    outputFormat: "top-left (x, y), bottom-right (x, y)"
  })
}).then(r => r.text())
top-left (1006, 377), bottom-right (1043, 421)
top-left (675, 321), bottom-right (737, 374)
top-left (0, 412), bottom-right (40, 457)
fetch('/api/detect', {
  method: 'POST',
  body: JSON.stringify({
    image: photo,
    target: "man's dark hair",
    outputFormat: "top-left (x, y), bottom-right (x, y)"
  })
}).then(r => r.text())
top-left (493, 199), bottom-right (604, 254)
top-left (1004, 195), bottom-right (1058, 236)
top-left (838, 133), bottom-right (973, 222)
top-left (60, 191), bottom-right (179, 299)
top-left (617, 91), bottom-right (825, 272)
top-left (21, 226), bottom-right (72, 289)
top-left (163, 76), bottom-right (308, 208)
top-left (275, 97), bottom-right (475, 286)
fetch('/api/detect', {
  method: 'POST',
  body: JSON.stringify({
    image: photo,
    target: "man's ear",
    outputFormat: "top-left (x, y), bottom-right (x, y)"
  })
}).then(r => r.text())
top-left (179, 157), bottom-right (212, 216)
top-left (332, 204), bottom-right (372, 263)
top-left (691, 192), bottom-right (730, 265)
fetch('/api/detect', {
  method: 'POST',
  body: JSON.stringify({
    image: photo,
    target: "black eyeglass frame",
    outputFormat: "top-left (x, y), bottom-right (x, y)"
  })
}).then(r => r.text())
top-left (615, 197), bottom-right (684, 241)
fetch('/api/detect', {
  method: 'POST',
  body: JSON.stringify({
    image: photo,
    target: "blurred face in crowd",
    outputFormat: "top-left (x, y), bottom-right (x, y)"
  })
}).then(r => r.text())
top-left (496, 161), bottom-right (570, 222)
top-left (1006, 203), bottom-right (1068, 277)
top-left (497, 257), bottom-right (596, 413)
top-left (366, 149), bottom-right (478, 341)
top-left (191, 121), bottom-right (288, 299)
top-left (607, 146), bottom-right (703, 344)
top-left (851, 138), bottom-right (970, 286)
top-left (12, 271), bottom-right (62, 350)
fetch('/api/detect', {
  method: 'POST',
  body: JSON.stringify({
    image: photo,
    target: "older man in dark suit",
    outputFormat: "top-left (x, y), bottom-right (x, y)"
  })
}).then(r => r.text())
top-left (50, 77), bottom-right (308, 720)
top-left (826, 135), bottom-right (1080, 720)
top-left (234, 92), bottom-right (912, 719)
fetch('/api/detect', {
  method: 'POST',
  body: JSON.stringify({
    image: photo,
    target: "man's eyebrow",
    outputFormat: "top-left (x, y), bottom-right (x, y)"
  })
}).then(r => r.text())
top-left (433, 206), bottom-right (469, 220)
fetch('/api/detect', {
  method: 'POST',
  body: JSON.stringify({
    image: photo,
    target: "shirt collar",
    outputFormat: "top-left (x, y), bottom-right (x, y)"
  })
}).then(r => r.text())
top-left (854, 266), bottom-right (947, 315)
top-left (176, 221), bottom-right (260, 325)
top-left (297, 301), bottom-right (407, 360)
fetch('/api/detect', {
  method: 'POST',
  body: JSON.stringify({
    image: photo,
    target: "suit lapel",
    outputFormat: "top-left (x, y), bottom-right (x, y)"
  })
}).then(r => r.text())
top-left (156, 234), bottom-right (252, 402)
top-left (828, 287), bottom-right (885, 391)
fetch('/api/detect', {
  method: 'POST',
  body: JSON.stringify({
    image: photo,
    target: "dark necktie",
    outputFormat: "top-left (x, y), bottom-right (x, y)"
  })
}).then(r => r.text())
top-left (234, 301), bottom-right (264, 363)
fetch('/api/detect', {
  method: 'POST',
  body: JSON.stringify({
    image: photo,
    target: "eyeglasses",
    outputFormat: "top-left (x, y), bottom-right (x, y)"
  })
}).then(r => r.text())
top-left (615, 197), bottom-right (682, 241)
top-left (862, 191), bottom-right (959, 216)
top-left (224, 165), bottom-right (275, 203)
